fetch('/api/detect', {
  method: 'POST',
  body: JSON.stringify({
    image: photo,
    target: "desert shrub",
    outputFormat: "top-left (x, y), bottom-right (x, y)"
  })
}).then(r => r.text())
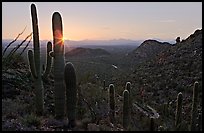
top-left (22, 113), bottom-right (42, 127)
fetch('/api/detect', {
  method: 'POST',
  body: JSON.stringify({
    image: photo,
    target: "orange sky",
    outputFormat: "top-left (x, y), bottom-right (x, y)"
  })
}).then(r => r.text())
top-left (2, 2), bottom-right (202, 41)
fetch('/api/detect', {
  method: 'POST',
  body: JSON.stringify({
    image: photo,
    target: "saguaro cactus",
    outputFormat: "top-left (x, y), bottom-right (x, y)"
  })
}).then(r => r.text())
top-left (52, 12), bottom-right (65, 119)
top-left (64, 62), bottom-right (77, 128)
top-left (28, 4), bottom-right (52, 115)
top-left (109, 84), bottom-right (115, 123)
top-left (150, 117), bottom-right (154, 131)
top-left (103, 80), bottom-right (106, 90)
top-left (125, 82), bottom-right (131, 93)
top-left (175, 92), bottom-right (183, 130)
top-left (125, 82), bottom-right (132, 108)
top-left (123, 89), bottom-right (130, 129)
top-left (190, 81), bottom-right (199, 131)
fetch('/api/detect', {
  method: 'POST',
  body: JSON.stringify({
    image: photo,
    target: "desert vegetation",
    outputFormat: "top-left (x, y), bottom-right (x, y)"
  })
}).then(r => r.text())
top-left (2, 3), bottom-right (202, 131)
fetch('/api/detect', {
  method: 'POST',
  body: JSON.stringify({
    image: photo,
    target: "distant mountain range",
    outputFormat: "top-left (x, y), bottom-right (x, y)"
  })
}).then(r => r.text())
top-left (2, 38), bottom-right (175, 49)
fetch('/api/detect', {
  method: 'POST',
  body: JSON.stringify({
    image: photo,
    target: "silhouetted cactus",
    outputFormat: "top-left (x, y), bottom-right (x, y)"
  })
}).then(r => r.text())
top-left (190, 81), bottom-right (199, 131)
top-left (123, 89), bottom-right (130, 129)
top-left (52, 12), bottom-right (65, 119)
top-left (176, 37), bottom-right (180, 43)
top-left (109, 84), bottom-right (115, 123)
top-left (150, 117), bottom-right (154, 131)
top-left (28, 4), bottom-right (53, 115)
top-left (28, 4), bottom-right (44, 115)
top-left (125, 82), bottom-right (131, 93)
top-left (64, 62), bottom-right (77, 128)
top-left (125, 82), bottom-right (132, 108)
top-left (163, 102), bottom-right (169, 117)
top-left (175, 92), bottom-right (183, 130)
top-left (197, 113), bottom-right (202, 131)
top-left (103, 80), bottom-right (106, 90)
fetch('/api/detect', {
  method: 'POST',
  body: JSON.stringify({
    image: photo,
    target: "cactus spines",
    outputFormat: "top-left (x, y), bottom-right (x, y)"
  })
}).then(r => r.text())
top-left (52, 12), bottom-right (65, 119)
top-left (64, 62), bottom-right (77, 128)
top-left (28, 3), bottom-right (44, 115)
top-left (123, 89), bottom-right (130, 129)
top-left (42, 41), bottom-right (52, 80)
top-left (175, 92), bottom-right (183, 130)
top-left (109, 84), bottom-right (115, 123)
top-left (190, 81), bottom-right (199, 131)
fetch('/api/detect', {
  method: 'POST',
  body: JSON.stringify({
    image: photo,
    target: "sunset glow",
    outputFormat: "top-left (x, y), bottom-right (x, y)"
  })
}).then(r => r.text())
top-left (2, 2), bottom-right (202, 41)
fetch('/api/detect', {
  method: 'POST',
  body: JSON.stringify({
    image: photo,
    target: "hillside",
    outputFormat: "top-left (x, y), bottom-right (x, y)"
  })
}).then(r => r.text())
top-left (118, 29), bottom-right (202, 130)
top-left (65, 47), bottom-right (111, 58)
top-left (125, 39), bottom-right (172, 65)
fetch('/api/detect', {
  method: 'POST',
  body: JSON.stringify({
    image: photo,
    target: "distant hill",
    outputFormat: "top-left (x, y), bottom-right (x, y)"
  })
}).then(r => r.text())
top-left (125, 39), bottom-right (172, 65)
top-left (65, 47), bottom-right (111, 58)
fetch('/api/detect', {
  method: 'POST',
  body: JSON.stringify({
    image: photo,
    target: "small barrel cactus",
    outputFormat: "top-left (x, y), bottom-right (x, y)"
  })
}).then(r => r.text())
top-left (109, 84), bottom-right (115, 123)
top-left (123, 89), bottom-right (130, 129)
top-left (190, 81), bottom-right (199, 131)
top-left (175, 92), bottom-right (183, 130)
top-left (64, 62), bottom-right (77, 128)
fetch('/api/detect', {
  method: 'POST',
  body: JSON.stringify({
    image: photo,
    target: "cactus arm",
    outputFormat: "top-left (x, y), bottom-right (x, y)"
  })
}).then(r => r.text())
top-left (28, 50), bottom-right (37, 79)
top-left (126, 82), bottom-right (131, 93)
top-left (109, 84), bottom-right (115, 123)
top-left (123, 89), bottom-right (130, 129)
top-left (125, 82), bottom-right (132, 109)
top-left (190, 81), bottom-right (199, 131)
top-left (42, 41), bottom-right (52, 79)
top-left (175, 92), bottom-right (183, 130)
top-left (64, 62), bottom-right (77, 128)
top-left (52, 12), bottom-right (65, 119)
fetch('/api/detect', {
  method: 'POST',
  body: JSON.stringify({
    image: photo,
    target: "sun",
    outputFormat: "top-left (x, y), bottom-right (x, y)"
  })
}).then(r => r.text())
top-left (62, 37), bottom-right (67, 42)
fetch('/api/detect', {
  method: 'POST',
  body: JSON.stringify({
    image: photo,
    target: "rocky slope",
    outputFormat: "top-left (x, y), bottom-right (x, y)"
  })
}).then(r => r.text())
top-left (125, 39), bottom-right (172, 65)
top-left (119, 29), bottom-right (202, 130)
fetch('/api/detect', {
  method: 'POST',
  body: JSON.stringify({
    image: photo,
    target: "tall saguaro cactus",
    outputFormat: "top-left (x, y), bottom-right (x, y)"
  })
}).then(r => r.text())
top-left (175, 92), bottom-right (183, 130)
top-left (28, 4), bottom-right (43, 115)
top-left (190, 81), bottom-right (199, 131)
top-left (52, 12), bottom-right (65, 119)
top-left (123, 89), bottom-right (130, 129)
top-left (109, 84), bottom-right (115, 123)
top-left (64, 62), bottom-right (77, 128)
top-left (28, 3), bottom-right (52, 115)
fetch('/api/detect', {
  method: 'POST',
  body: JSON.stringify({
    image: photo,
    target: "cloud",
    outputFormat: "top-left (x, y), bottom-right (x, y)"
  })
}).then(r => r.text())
top-left (154, 19), bottom-right (176, 23)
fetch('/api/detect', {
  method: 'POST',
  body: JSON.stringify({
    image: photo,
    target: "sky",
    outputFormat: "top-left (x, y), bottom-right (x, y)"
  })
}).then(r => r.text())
top-left (2, 2), bottom-right (202, 41)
